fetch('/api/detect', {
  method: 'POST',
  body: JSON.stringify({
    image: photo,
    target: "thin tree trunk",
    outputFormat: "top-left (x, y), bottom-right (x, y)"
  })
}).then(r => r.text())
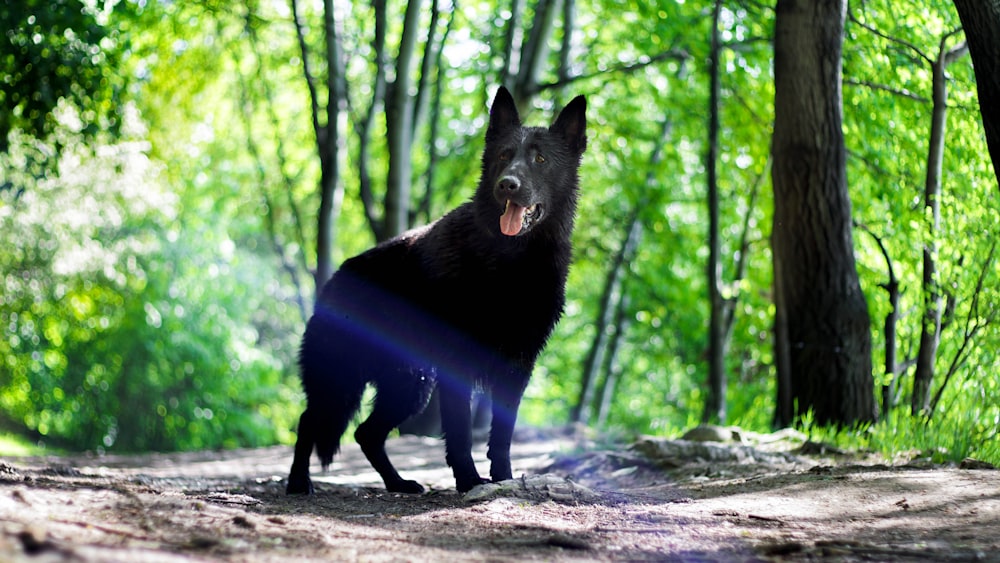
top-left (411, 0), bottom-right (442, 144)
top-left (952, 0), bottom-right (1000, 191)
top-left (573, 211), bottom-right (640, 424)
top-left (290, 0), bottom-right (347, 291)
top-left (912, 35), bottom-right (968, 416)
top-left (556, 0), bottom-right (575, 104)
top-left (704, 0), bottom-right (726, 425)
top-left (416, 4), bottom-right (455, 224)
top-left (854, 222), bottom-right (900, 416)
top-left (771, 0), bottom-right (875, 426)
top-left (704, 3), bottom-right (764, 426)
top-left (515, 0), bottom-right (560, 102)
top-left (357, 0), bottom-right (389, 241)
top-left (499, 0), bottom-right (524, 90)
top-left (384, 0), bottom-right (424, 239)
top-left (573, 116), bottom-right (670, 424)
top-left (318, 0), bottom-right (348, 287)
top-left (596, 292), bottom-right (630, 428)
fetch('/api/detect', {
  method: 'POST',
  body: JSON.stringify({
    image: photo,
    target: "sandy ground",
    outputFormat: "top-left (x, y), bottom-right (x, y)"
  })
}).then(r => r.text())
top-left (1, 426), bottom-right (998, 562)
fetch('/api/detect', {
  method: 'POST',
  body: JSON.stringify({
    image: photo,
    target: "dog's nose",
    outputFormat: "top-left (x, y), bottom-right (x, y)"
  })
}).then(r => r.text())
top-left (497, 176), bottom-right (520, 194)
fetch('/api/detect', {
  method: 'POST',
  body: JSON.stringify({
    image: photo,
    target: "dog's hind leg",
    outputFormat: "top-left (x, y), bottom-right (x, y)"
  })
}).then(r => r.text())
top-left (286, 373), bottom-right (364, 495)
top-left (286, 409), bottom-right (318, 494)
top-left (355, 368), bottom-right (436, 494)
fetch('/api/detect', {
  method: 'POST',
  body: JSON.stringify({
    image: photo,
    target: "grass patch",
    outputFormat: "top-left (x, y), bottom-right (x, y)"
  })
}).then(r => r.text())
top-left (801, 407), bottom-right (1000, 466)
top-left (0, 433), bottom-right (41, 457)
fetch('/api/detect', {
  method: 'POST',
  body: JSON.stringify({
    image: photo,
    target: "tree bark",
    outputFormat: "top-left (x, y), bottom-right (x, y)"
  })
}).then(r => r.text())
top-left (771, 0), bottom-right (876, 426)
top-left (416, 3), bottom-right (455, 225)
top-left (573, 210), bottom-right (640, 425)
top-left (290, 0), bottom-right (347, 292)
top-left (912, 36), bottom-right (967, 416)
top-left (855, 223), bottom-right (900, 415)
top-left (952, 0), bottom-right (1000, 191)
top-left (357, 0), bottom-right (389, 241)
top-left (515, 0), bottom-right (560, 102)
top-left (596, 292), bottom-right (630, 428)
top-left (384, 0), bottom-right (424, 239)
top-left (704, 0), bottom-right (727, 425)
top-left (499, 0), bottom-right (524, 90)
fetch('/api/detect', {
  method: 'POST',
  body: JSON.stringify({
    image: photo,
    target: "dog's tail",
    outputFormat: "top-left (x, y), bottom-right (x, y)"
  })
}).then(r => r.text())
top-left (287, 299), bottom-right (370, 494)
top-left (309, 382), bottom-right (364, 468)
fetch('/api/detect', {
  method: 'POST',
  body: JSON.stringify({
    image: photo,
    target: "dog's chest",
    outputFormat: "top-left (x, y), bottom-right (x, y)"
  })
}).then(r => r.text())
top-left (434, 251), bottom-right (562, 337)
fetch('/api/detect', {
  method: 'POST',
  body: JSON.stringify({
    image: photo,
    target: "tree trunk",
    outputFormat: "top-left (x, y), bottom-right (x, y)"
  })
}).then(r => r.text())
top-left (573, 211), bottom-right (640, 424)
top-left (557, 0), bottom-right (575, 98)
top-left (514, 0), bottom-right (560, 102)
top-left (912, 37), bottom-right (968, 416)
top-left (291, 0), bottom-right (347, 291)
top-left (416, 4), bottom-right (455, 225)
top-left (412, 0), bottom-right (442, 144)
top-left (952, 0), bottom-right (1000, 191)
top-left (882, 273), bottom-right (900, 414)
top-left (384, 0), bottom-right (424, 239)
top-left (499, 0), bottom-right (524, 90)
top-left (857, 224), bottom-right (900, 416)
top-left (357, 0), bottom-right (389, 241)
top-left (771, 0), bottom-right (876, 426)
top-left (704, 0), bottom-right (727, 425)
top-left (573, 116), bottom-right (670, 425)
top-left (596, 292), bottom-right (630, 428)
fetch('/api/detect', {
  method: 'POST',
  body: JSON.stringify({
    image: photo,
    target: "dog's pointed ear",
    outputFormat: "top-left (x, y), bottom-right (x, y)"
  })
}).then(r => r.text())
top-left (487, 86), bottom-right (521, 140)
top-left (551, 95), bottom-right (587, 155)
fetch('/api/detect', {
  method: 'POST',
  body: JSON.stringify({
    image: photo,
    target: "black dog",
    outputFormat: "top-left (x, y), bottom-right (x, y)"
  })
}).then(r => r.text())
top-left (286, 87), bottom-right (586, 494)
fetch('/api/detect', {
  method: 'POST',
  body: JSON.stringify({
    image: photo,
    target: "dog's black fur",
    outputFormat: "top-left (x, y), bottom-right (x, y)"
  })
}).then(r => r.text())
top-left (286, 87), bottom-right (587, 494)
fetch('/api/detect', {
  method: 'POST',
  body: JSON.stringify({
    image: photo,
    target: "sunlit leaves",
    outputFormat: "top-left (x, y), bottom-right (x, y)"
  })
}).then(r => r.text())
top-left (844, 0), bottom-right (999, 428)
top-left (0, 110), bottom-right (299, 452)
top-left (0, 0), bottom-right (127, 154)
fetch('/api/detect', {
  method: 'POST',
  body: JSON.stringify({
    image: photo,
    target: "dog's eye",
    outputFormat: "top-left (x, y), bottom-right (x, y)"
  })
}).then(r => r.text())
top-left (535, 154), bottom-right (546, 164)
top-left (499, 150), bottom-right (512, 161)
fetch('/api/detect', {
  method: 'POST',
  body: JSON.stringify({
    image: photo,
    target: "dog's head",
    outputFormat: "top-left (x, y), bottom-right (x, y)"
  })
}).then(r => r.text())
top-left (477, 87), bottom-right (586, 238)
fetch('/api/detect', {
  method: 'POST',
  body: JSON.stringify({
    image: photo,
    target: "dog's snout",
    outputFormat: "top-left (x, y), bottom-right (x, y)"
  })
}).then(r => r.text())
top-left (497, 176), bottom-right (520, 194)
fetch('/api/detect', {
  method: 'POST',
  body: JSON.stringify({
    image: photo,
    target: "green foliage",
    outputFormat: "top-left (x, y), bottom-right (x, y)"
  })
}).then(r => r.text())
top-left (0, 0), bottom-right (127, 154)
top-left (0, 115), bottom-right (300, 452)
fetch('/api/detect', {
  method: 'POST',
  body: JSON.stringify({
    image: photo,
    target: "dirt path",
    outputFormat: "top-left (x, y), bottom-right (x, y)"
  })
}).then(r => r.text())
top-left (1, 428), bottom-right (998, 561)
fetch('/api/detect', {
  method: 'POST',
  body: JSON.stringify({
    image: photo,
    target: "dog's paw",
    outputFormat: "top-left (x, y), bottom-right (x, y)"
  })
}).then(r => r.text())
top-left (490, 470), bottom-right (513, 483)
top-left (456, 475), bottom-right (491, 494)
top-left (286, 474), bottom-right (315, 495)
top-left (386, 479), bottom-right (425, 495)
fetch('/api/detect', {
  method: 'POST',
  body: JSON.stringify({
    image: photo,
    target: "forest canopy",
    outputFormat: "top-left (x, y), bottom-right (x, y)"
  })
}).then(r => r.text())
top-left (1, 0), bottom-right (997, 462)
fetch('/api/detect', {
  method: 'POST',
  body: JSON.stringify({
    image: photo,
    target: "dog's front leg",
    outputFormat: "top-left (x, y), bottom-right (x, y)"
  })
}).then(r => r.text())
top-left (486, 373), bottom-right (528, 483)
top-left (440, 382), bottom-right (487, 492)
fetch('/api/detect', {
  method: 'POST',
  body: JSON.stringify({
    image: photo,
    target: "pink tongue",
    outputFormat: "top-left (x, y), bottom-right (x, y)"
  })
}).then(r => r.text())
top-left (500, 201), bottom-right (526, 236)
